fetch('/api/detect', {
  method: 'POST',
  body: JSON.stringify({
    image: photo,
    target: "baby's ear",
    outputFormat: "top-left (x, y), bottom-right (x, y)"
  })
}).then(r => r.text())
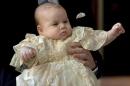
top-left (37, 25), bottom-right (42, 34)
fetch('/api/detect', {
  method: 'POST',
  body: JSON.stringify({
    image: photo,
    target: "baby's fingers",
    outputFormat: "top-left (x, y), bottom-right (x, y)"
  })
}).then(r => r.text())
top-left (20, 49), bottom-right (33, 62)
top-left (117, 24), bottom-right (125, 34)
top-left (114, 23), bottom-right (125, 34)
top-left (120, 26), bottom-right (125, 33)
top-left (29, 49), bottom-right (36, 58)
top-left (20, 50), bottom-right (29, 62)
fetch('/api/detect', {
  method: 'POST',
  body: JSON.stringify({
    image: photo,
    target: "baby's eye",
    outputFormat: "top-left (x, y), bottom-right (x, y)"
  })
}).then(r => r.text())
top-left (63, 20), bottom-right (68, 23)
top-left (52, 23), bottom-right (58, 26)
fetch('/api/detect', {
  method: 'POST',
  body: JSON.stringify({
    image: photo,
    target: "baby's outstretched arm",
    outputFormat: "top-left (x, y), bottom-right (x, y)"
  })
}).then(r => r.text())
top-left (20, 47), bottom-right (36, 62)
top-left (104, 23), bottom-right (125, 46)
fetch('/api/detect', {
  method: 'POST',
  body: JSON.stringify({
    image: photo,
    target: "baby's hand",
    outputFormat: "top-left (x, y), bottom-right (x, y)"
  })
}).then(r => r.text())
top-left (20, 47), bottom-right (36, 62)
top-left (104, 23), bottom-right (125, 46)
top-left (111, 23), bottom-right (125, 35)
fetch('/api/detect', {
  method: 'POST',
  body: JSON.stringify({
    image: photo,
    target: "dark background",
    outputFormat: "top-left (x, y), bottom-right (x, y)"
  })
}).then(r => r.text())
top-left (103, 0), bottom-right (130, 76)
top-left (0, 1), bottom-right (38, 84)
top-left (1, 0), bottom-right (38, 67)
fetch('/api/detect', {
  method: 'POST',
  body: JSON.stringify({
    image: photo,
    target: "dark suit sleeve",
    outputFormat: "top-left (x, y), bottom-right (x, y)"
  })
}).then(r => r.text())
top-left (91, 51), bottom-right (104, 78)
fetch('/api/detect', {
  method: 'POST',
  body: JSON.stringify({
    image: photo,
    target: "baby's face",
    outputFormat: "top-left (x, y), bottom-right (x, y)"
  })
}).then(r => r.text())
top-left (37, 7), bottom-right (72, 40)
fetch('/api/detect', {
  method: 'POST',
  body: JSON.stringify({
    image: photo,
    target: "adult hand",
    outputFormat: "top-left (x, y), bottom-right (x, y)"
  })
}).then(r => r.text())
top-left (67, 42), bottom-right (96, 70)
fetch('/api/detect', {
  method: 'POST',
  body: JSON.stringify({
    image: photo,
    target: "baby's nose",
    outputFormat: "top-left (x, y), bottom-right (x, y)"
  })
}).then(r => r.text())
top-left (59, 23), bottom-right (65, 29)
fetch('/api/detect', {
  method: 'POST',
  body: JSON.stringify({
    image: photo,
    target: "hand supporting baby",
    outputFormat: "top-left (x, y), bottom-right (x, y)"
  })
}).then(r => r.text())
top-left (20, 47), bottom-right (36, 62)
top-left (67, 42), bottom-right (96, 70)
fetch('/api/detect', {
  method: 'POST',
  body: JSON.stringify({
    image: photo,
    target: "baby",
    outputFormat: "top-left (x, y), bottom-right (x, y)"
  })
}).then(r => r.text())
top-left (10, 2), bottom-right (125, 86)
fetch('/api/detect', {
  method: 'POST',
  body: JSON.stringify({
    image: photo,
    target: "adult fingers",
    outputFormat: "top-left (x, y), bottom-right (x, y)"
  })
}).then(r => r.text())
top-left (69, 42), bottom-right (82, 48)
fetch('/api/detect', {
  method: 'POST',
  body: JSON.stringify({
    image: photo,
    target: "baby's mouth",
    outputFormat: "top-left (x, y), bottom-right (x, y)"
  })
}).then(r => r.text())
top-left (60, 31), bottom-right (67, 36)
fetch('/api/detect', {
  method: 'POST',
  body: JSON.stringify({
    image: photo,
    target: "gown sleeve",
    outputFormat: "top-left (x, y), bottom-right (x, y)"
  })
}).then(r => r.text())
top-left (81, 27), bottom-right (107, 51)
top-left (73, 26), bottom-right (107, 51)
top-left (10, 34), bottom-right (39, 72)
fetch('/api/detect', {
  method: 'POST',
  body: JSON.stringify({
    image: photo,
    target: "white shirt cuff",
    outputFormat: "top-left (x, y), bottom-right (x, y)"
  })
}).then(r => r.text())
top-left (92, 66), bottom-right (98, 73)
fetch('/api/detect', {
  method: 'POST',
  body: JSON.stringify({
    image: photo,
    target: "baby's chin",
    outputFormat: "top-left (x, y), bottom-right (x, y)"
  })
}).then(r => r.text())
top-left (60, 33), bottom-right (72, 40)
top-left (60, 36), bottom-right (68, 40)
